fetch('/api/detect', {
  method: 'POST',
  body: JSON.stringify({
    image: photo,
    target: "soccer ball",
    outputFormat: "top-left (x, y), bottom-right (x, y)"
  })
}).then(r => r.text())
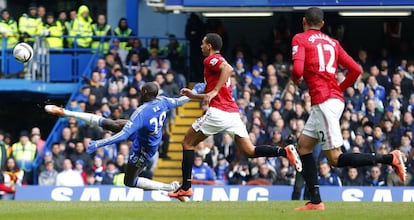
top-left (13, 42), bottom-right (33, 63)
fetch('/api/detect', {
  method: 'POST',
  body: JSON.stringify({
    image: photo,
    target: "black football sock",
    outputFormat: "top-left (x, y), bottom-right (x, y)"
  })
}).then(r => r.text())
top-left (254, 145), bottom-right (286, 157)
top-left (375, 153), bottom-right (393, 164)
top-left (337, 153), bottom-right (378, 167)
top-left (181, 150), bottom-right (195, 191)
top-left (300, 153), bottom-right (321, 204)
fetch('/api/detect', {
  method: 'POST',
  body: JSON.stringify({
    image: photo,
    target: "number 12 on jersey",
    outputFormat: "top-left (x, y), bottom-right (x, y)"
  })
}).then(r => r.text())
top-left (316, 43), bottom-right (336, 74)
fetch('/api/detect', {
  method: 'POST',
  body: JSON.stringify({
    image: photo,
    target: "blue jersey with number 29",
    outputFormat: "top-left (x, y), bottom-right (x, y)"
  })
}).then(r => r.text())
top-left (95, 96), bottom-right (189, 159)
top-left (127, 96), bottom-right (180, 155)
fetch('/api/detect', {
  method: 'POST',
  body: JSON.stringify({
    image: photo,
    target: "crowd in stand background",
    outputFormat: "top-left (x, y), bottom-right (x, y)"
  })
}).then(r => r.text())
top-left (1, 6), bottom-right (414, 200)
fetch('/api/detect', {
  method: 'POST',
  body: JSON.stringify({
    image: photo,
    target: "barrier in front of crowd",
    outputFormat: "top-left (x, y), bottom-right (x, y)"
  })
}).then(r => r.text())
top-left (0, 35), bottom-right (189, 82)
top-left (15, 185), bottom-right (414, 202)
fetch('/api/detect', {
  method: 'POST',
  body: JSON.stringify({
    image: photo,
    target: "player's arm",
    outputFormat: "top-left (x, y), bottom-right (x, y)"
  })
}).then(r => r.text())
top-left (182, 63), bottom-right (232, 103)
top-left (205, 62), bottom-right (233, 102)
top-left (101, 119), bottom-right (128, 133)
top-left (180, 82), bottom-right (209, 100)
top-left (291, 35), bottom-right (305, 84)
top-left (89, 112), bottom-right (143, 152)
top-left (172, 83), bottom-right (205, 105)
top-left (337, 44), bottom-right (362, 91)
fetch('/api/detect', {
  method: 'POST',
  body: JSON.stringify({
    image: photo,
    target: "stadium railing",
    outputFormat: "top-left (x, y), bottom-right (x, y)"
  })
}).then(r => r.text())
top-left (0, 35), bottom-right (190, 82)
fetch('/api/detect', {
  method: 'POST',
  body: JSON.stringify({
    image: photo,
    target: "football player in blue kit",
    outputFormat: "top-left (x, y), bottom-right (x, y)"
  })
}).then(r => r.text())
top-left (45, 81), bottom-right (205, 192)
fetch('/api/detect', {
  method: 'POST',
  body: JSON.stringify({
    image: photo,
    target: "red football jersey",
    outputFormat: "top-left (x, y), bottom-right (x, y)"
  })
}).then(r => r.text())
top-left (203, 53), bottom-right (239, 112)
top-left (291, 30), bottom-right (361, 105)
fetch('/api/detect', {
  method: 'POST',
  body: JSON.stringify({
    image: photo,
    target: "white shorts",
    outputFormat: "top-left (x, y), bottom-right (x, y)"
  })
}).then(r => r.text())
top-left (303, 98), bottom-right (344, 151)
top-left (192, 107), bottom-right (249, 138)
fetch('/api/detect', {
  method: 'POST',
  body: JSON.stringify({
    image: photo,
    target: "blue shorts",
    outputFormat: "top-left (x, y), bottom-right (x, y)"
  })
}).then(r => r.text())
top-left (128, 144), bottom-right (157, 168)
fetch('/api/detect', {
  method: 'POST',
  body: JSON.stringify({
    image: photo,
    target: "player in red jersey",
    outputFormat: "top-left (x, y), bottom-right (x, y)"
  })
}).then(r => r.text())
top-left (292, 7), bottom-right (406, 211)
top-left (168, 33), bottom-right (302, 201)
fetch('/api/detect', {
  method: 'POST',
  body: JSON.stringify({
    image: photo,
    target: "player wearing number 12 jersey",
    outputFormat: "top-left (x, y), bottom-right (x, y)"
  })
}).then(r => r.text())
top-left (292, 7), bottom-right (406, 211)
top-left (168, 33), bottom-right (303, 201)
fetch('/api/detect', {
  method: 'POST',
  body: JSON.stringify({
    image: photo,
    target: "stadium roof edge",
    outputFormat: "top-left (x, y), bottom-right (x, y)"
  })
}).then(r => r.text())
top-left (155, 5), bottom-right (414, 13)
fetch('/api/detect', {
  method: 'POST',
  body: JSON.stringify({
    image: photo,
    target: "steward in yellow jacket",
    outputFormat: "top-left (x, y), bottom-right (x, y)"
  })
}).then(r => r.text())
top-left (113, 17), bottom-right (133, 50)
top-left (92, 14), bottom-right (112, 53)
top-left (69, 5), bottom-right (93, 48)
top-left (18, 4), bottom-right (43, 44)
top-left (11, 131), bottom-right (37, 173)
top-left (0, 9), bottom-right (19, 48)
top-left (43, 13), bottom-right (63, 49)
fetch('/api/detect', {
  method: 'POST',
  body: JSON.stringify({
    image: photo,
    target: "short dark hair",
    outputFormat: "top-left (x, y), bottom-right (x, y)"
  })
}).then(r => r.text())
top-left (205, 33), bottom-right (223, 51)
top-left (305, 7), bottom-right (324, 26)
top-left (141, 82), bottom-right (159, 98)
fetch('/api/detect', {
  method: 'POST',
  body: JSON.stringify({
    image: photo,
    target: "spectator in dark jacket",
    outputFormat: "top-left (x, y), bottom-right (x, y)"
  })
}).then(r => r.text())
top-left (68, 141), bottom-right (92, 173)
top-left (365, 165), bottom-right (386, 186)
top-left (102, 161), bottom-right (119, 184)
top-left (251, 163), bottom-right (277, 185)
top-left (342, 167), bottom-right (364, 186)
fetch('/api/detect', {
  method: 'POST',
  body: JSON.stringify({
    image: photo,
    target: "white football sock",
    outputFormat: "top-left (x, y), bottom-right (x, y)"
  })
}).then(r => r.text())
top-left (63, 110), bottom-right (103, 126)
top-left (136, 177), bottom-right (173, 191)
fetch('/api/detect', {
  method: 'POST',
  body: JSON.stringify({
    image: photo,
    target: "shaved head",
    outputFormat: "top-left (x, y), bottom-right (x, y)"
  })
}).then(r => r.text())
top-left (141, 82), bottom-right (159, 102)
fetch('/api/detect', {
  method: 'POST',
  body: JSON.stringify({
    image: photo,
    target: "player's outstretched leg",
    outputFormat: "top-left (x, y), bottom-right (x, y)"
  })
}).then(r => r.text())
top-left (45, 104), bottom-right (127, 133)
top-left (295, 202), bottom-right (325, 211)
top-left (133, 177), bottom-right (180, 191)
top-left (45, 104), bottom-right (103, 126)
top-left (124, 163), bottom-right (181, 191)
top-left (294, 153), bottom-right (325, 211)
top-left (390, 150), bottom-right (407, 183)
top-left (238, 136), bottom-right (303, 172)
top-left (335, 150), bottom-right (407, 182)
top-left (284, 145), bottom-right (303, 172)
top-left (167, 149), bottom-right (195, 202)
top-left (168, 127), bottom-right (205, 202)
top-left (254, 144), bottom-right (302, 172)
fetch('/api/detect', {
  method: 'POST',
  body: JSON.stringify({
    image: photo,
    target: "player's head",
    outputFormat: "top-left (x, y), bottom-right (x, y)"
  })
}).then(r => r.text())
top-left (303, 7), bottom-right (324, 31)
top-left (201, 33), bottom-right (223, 56)
top-left (140, 82), bottom-right (159, 102)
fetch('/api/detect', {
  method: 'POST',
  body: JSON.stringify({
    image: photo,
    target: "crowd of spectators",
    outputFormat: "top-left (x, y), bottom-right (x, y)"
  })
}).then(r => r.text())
top-left (1, 6), bottom-right (414, 201)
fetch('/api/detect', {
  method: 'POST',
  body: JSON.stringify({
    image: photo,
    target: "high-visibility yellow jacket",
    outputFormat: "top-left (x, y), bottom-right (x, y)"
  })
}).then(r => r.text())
top-left (0, 18), bottom-right (19, 48)
top-left (112, 173), bottom-right (125, 186)
top-left (114, 26), bottom-right (133, 49)
top-left (69, 5), bottom-right (93, 48)
top-left (18, 14), bottom-right (43, 43)
top-left (44, 21), bottom-right (63, 48)
top-left (92, 23), bottom-right (111, 53)
top-left (11, 141), bottom-right (37, 172)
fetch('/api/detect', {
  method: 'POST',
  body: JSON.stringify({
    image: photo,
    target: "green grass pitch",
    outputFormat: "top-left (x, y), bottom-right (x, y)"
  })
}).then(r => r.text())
top-left (0, 201), bottom-right (413, 220)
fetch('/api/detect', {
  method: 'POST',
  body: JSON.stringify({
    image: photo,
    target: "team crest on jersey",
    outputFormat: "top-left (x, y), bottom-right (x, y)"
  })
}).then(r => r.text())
top-left (210, 58), bottom-right (219, 66)
top-left (124, 121), bottom-right (133, 129)
top-left (292, 45), bottom-right (298, 55)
